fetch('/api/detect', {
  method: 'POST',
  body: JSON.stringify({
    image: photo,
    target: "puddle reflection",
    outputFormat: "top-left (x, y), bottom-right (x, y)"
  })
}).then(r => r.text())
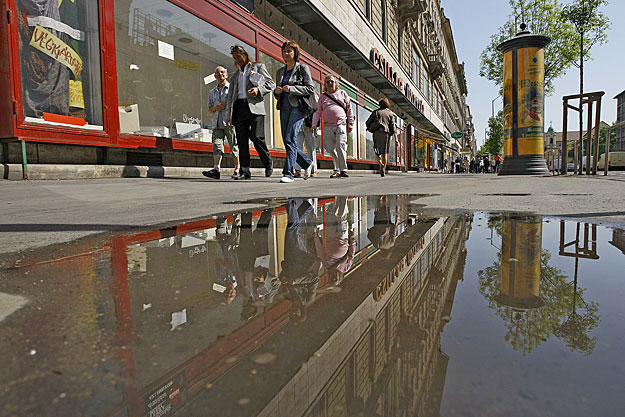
top-left (0, 197), bottom-right (624, 417)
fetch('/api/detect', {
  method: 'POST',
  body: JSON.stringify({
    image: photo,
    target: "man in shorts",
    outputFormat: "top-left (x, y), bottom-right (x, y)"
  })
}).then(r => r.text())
top-left (203, 66), bottom-right (239, 179)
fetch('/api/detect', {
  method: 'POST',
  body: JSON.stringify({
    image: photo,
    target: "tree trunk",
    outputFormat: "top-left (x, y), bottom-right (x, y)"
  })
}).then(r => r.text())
top-left (578, 32), bottom-right (584, 174)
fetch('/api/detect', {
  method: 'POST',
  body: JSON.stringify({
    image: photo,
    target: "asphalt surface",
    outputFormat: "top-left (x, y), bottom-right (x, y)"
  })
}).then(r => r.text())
top-left (1, 170), bottom-right (625, 260)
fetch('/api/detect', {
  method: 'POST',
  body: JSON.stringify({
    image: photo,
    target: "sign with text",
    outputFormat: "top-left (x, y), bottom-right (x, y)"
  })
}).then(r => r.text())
top-left (29, 25), bottom-right (83, 77)
top-left (370, 48), bottom-right (424, 114)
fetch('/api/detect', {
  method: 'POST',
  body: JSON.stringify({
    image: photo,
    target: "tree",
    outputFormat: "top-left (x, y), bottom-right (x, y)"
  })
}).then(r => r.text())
top-left (484, 110), bottom-right (504, 156)
top-left (479, 0), bottom-right (608, 96)
top-left (562, 0), bottom-right (610, 167)
top-left (598, 123), bottom-right (616, 157)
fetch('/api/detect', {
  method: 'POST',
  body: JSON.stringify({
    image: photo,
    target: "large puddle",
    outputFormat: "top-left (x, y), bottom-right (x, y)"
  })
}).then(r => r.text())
top-left (0, 196), bottom-right (624, 417)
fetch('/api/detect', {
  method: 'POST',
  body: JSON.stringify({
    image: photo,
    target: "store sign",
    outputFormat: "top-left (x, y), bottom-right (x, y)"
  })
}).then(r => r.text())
top-left (30, 25), bottom-right (83, 77)
top-left (370, 48), bottom-right (424, 114)
top-left (144, 371), bottom-right (187, 417)
top-left (373, 235), bottom-right (425, 302)
top-left (451, 131), bottom-right (464, 139)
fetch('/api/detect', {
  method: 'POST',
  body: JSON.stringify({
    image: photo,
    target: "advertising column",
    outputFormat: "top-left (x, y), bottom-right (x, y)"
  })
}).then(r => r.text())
top-left (497, 28), bottom-right (550, 175)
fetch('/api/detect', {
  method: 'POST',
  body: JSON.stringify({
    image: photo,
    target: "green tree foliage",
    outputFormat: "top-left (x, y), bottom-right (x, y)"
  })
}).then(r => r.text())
top-left (484, 110), bottom-right (504, 156)
top-left (598, 122), bottom-right (617, 157)
top-left (479, 0), bottom-right (609, 96)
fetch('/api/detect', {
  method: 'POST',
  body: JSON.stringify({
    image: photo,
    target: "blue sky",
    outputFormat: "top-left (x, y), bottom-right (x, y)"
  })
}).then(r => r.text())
top-left (442, 0), bottom-right (623, 147)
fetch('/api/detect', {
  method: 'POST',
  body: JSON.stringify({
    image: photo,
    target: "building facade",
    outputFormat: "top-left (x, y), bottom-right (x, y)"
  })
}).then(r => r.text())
top-left (615, 90), bottom-right (625, 151)
top-left (0, 0), bottom-right (472, 172)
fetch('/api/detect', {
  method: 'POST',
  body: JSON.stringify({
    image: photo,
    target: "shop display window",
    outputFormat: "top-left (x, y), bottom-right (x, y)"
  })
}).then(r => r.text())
top-left (347, 101), bottom-right (357, 158)
top-left (114, 0), bottom-right (252, 140)
top-left (17, 0), bottom-right (103, 129)
top-left (259, 52), bottom-right (283, 149)
top-left (358, 106), bottom-right (374, 161)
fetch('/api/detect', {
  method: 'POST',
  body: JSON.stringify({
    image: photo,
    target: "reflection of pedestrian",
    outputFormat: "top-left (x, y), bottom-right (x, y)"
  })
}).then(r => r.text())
top-left (315, 196), bottom-right (356, 284)
top-left (214, 216), bottom-right (240, 304)
top-left (235, 209), bottom-right (279, 309)
top-left (225, 45), bottom-right (275, 180)
top-left (367, 196), bottom-right (396, 259)
top-left (312, 75), bottom-right (354, 178)
top-left (366, 97), bottom-right (396, 177)
top-left (280, 199), bottom-right (323, 323)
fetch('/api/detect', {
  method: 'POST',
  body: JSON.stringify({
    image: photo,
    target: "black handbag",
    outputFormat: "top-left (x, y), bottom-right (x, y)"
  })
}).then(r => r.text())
top-left (366, 110), bottom-right (382, 133)
top-left (295, 65), bottom-right (316, 116)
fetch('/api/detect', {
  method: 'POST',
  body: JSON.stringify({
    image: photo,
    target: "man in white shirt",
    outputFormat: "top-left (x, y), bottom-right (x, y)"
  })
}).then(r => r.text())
top-left (225, 45), bottom-right (276, 180)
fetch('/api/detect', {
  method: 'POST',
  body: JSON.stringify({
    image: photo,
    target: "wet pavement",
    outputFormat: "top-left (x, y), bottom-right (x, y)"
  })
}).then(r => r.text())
top-left (0, 195), bottom-right (624, 417)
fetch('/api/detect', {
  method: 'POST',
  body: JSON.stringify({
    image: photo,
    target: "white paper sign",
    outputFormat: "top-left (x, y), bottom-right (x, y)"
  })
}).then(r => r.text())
top-left (204, 74), bottom-right (216, 85)
top-left (254, 255), bottom-right (270, 269)
top-left (27, 15), bottom-right (84, 40)
top-left (249, 71), bottom-right (263, 86)
top-left (158, 40), bottom-right (174, 60)
top-left (170, 309), bottom-right (187, 331)
top-left (212, 283), bottom-right (226, 293)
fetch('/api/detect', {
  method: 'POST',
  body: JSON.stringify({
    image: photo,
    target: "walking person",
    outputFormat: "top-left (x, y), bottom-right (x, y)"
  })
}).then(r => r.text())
top-left (225, 45), bottom-right (275, 180)
top-left (494, 154), bottom-right (502, 173)
top-left (312, 75), bottom-right (354, 178)
top-left (366, 97), bottom-right (395, 177)
top-left (203, 66), bottom-right (239, 180)
top-left (295, 91), bottom-right (320, 178)
top-left (273, 40), bottom-right (314, 183)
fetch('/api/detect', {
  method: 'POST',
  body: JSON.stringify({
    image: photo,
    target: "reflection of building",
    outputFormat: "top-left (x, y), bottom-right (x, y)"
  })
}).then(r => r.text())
top-left (1, 0), bottom-right (471, 174)
top-left (610, 229), bottom-right (625, 255)
top-left (254, 215), bottom-right (471, 417)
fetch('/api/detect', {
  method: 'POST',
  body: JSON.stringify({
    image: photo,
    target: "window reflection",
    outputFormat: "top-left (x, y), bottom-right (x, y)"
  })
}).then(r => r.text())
top-left (114, 0), bottom-right (252, 139)
top-left (358, 106), bottom-right (374, 160)
top-left (259, 52), bottom-right (284, 149)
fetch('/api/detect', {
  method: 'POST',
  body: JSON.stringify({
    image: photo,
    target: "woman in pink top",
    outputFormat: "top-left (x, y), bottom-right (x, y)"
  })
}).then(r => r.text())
top-left (312, 75), bottom-right (354, 178)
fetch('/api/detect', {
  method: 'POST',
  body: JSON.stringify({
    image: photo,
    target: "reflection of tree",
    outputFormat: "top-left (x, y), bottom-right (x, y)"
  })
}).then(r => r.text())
top-left (478, 250), bottom-right (599, 355)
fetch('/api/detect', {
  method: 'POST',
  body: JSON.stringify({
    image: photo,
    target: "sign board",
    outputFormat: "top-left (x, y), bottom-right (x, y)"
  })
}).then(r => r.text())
top-left (451, 131), bottom-right (464, 139)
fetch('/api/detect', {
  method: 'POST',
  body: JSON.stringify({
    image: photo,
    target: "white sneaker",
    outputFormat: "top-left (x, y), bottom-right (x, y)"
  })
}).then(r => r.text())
top-left (303, 168), bottom-right (310, 180)
top-left (280, 176), bottom-right (294, 183)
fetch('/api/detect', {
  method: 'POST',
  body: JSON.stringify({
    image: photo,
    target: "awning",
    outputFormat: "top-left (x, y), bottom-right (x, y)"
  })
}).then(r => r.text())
top-left (266, 0), bottom-right (441, 134)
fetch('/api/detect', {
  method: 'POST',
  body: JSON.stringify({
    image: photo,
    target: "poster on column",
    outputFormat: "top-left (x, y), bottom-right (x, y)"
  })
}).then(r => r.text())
top-left (503, 51), bottom-right (513, 156)
top-left (516, 47), bottom-right (545, 155)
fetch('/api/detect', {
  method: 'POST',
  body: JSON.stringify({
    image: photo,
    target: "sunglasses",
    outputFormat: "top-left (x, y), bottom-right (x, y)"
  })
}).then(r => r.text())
top-left (230, 45), bottom-right (246, 54)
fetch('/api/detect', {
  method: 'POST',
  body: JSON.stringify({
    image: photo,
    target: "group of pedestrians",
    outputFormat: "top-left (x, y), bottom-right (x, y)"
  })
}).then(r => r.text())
top-left (467, 154), bottom-right (502, 173)
top-left (202, 41), bottom-right (397, 183)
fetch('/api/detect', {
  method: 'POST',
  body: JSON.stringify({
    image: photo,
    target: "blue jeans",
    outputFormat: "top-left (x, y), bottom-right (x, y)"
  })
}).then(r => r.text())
top-left (280, 106), bottom-right (311, 179)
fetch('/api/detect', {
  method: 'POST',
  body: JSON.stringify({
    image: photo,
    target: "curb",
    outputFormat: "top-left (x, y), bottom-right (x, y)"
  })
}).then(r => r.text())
top-left (0, 164), bottom-right (397, 181)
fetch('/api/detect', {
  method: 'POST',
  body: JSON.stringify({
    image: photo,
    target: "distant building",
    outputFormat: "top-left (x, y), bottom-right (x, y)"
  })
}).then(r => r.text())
top-left (615, 90), bottom-right (625, 151)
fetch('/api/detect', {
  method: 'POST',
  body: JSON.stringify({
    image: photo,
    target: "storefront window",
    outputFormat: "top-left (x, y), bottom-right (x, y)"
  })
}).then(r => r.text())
top-left (358, 106), bottom-right (374, 161)
top-left (347, 101), bottom-right (357, 158)
top-left (17, 0), bottom-right (103, 129)
top-left (259, 52), bottom-right (284, 149)
top-left (114, 0), bottom-right (252, 140)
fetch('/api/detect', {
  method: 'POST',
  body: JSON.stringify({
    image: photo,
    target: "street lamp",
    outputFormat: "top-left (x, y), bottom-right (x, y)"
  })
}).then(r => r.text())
top-left (491, 95), bottom-right (501, 118)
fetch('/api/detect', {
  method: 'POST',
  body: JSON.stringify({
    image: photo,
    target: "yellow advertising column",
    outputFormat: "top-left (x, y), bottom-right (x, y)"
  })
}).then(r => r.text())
top-left (494, 214), bottom-right (544, 310)
top-left (497, 28), bottom-right (550, 175)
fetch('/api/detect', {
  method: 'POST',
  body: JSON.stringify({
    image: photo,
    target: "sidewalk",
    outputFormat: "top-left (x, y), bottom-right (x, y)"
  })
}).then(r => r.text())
top-left (1, 172), bottom-right (624, 258)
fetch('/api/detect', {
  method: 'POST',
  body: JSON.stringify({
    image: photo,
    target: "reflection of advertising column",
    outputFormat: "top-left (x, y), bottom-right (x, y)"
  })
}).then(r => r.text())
top-left (495, 215), bottom-right (544, 309)
top-left (497, 28), bottom-right (550, 175)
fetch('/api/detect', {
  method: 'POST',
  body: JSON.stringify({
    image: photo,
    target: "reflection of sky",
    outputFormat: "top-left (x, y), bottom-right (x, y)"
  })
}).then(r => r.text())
top-left (124, 0), bottom-right (252, 59)
top-left (441, 213), bottom-right (625, 417)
